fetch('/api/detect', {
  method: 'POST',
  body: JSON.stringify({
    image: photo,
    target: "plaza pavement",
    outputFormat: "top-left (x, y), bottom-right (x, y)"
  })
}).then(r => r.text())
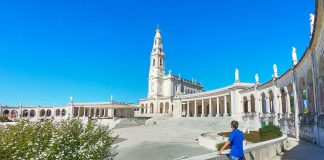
top-left (271, 137), bottom-right (324, 160)
top-left (113, 117), bottom-right (234, 160)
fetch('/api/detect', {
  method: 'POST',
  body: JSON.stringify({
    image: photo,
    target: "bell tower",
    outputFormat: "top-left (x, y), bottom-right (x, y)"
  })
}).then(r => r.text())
top-left (148, 26), bottom-right (165, 98)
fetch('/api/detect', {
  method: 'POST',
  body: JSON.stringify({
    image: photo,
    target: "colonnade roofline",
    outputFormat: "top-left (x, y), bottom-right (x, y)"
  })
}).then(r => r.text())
top-left (176, 82), bottom-right (254, 100)
top-left (0, 105), bottom-right (67, 109)
top-left (72, 102), bottom-right (140, 109)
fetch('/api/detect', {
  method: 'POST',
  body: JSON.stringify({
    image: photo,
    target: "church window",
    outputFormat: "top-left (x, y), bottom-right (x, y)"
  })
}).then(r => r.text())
top-left (160, 59), bottom-right (163, 66)
top-left (153, 59), bottom-right (155, 66)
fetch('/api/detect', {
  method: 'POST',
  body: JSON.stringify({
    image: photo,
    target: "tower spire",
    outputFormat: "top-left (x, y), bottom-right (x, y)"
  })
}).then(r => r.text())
top-left (156, 23), bottom-right (160, 32)
top-left (148, 26), bottom-right (166, 98)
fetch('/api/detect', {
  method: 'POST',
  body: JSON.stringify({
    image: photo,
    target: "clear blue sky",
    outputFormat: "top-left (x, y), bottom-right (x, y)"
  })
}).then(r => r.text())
top-left (0, 0), bottom-right (315, 106)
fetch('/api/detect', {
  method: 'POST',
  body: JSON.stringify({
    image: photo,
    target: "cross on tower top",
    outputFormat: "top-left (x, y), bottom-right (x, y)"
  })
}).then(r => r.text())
top-left (156, 23), bottom-right (160, 32)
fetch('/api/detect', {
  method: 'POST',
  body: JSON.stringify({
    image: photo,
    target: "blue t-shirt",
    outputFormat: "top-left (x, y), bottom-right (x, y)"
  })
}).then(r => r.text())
top-left (228, 129), bottom-right (244, 158)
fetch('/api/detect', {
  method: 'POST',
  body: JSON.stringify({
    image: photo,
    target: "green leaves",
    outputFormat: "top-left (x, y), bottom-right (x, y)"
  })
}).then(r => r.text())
top-left (0, 118), bottom-right (117, 160)
top-left (0, 116), bottom-right (13, 122)
top-left (259, 124), bottom-right (282, 141)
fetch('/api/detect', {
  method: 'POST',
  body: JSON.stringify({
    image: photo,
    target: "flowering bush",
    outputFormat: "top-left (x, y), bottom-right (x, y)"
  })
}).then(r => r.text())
top-left (0, 118), bottom-right (117, 160)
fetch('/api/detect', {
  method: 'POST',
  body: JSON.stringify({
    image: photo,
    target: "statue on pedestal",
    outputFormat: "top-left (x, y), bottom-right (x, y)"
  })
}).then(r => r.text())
top-left (310, 13), bottom-right (315, 38)
top-left (273, 64), bottom-right (278, 78)
top-left (235, 68), bottom-right (240, 83)
top-left (292, 47), bottom-right (298, 65)
top-left (255, 73), bottom-right (259, 84)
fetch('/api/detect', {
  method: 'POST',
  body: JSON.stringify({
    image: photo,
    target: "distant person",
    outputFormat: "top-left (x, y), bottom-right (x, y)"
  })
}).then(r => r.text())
top-left (219, 120), bottom-right (244, 160)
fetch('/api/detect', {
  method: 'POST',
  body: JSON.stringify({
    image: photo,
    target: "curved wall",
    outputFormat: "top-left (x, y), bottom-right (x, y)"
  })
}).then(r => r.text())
top-left (238, 0), bottom-right (324, 147)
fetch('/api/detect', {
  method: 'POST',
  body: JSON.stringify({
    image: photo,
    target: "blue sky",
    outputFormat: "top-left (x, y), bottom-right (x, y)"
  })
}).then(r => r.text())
top-left (0, 0), bottom-right (315, 106)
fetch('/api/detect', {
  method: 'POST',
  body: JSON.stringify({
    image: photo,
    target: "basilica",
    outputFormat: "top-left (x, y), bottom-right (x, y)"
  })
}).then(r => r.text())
top-left (1, 0), bottom-right (324, 148)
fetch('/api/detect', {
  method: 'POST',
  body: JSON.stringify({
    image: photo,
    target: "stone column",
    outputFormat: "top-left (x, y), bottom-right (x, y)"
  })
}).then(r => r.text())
top-left (317, 76), bottom-right (324, 115)
top-left (194, 100), bottom-right (197, 117)
top-left (94, 108), bottom-right (97, 117)
top-left (292, 79), bottom-right (300, 139)
top-left (277, 95), bottom-right (282, 118)
top-left (187, 101), bottom-right (190, 117)
top-left (286, 92), bottom-right (291, 114)
top-left (224, 96), bottom-right (228, 116)
top-left (208, 98), bottom-right (212, 117)
top-left (216, 97), bottom-right (220, 117)
top-left (266, 96), bottom-right (270, 113)
top-left (201, 99), bottom-right (205, 117)
top-left (78, 106), bottom-right (80, 117)
top-left (83, 107), bottom-right (86, 118)
top-left (247, 98), bottom-right (251, 113)
top-left (89, 107), bottom-right (92, 117)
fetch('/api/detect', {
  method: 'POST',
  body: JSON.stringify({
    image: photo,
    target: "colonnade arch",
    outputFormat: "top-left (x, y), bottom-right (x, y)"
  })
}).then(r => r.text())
top-left (287, 84), bottom-right (295, 113)
top-left (150, 103), bottom-right (154, 114)
top-left (306, 69), bottom-right (315, 113)
top-left (165, 102), bottom-right (170, 113)
top-left (30, 110), bottom-right (35, 117)
top-left (318, 54), bottom-right (324, 114)
top-left (269, 90), bottom-right (274, 113)
top-left (56, 109), bottom-right (61, 116)
top-left (22, 109), bottom-right (28, 117)
top-left (280, 87), bottom-right (288, 113)
top-left (261, 93), bottom-right (267, 113)
top-left (299, 77), bottom-right (308, 113)
top-left (243, 96), bottom-right (248, 113)
top-left (140, 104), bottom-right (144, 113)
top-left (46, 109), bottom-right (52, 117)
top-left (40, 109), bottom-right (46, 117)
top-left (250, 94), bottom-right (256, 112)
top-left (159, 103), bottom-right (164, 113)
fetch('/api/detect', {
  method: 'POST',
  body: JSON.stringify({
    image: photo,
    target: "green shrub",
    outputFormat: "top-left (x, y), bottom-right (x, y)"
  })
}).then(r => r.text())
top-left (216, 142), bottom-right (230, 151)
top-left (0, 118), bottom-right (117, 160)
top-left (0, 116), bottom-right (13, 122)
top-left (244, 131), bottom-right (261, 143)
top-left (259, 124), bottom-right (282, 141)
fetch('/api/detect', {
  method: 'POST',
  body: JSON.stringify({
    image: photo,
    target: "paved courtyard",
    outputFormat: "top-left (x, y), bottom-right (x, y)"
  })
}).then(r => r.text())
top-left (113, 117), bottom-right (234, 160)
top-left (271, 137), bottom-right (324, 160)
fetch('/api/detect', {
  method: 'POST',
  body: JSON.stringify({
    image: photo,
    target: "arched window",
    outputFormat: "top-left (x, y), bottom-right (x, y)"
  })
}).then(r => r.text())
top-left (160, 58), bottom-right (163, 66)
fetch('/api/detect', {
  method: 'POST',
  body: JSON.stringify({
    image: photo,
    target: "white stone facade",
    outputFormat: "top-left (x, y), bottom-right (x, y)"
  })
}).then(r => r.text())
top-left (136, 0), bottom-right (324, 147)
top-left (0, 100), bottom-right (138, 120)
